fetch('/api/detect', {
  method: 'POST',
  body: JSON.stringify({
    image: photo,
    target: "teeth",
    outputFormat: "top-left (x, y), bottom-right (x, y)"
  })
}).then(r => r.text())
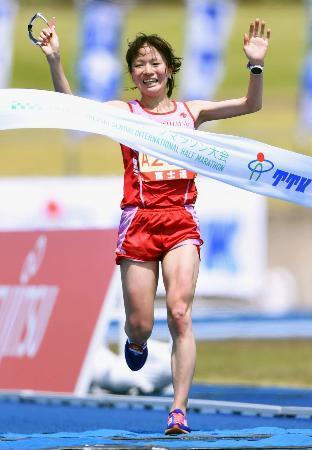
top-left (143, 79), bottom-right (157, 84)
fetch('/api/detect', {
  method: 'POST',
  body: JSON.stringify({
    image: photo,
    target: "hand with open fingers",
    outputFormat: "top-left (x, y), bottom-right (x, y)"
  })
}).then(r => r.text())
top-left (38, 17), bottom-right (60, 59)
top-left (243, 18), bottom-right (270, 65)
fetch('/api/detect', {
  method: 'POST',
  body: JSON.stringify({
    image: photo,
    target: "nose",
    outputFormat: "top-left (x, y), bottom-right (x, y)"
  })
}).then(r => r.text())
top-left (143, 63), bottom-right (154, 75)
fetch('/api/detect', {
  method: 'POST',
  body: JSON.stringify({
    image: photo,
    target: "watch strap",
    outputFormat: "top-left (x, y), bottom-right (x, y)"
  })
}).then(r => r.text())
top-left (247, 62), bottom-right (264, 74)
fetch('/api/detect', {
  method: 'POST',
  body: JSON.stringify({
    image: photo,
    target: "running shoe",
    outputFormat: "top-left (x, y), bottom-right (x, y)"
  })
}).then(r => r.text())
top-left (124, 339), bottom-right (148, 371)
top-left (165, 408), bottom-right (191, 435)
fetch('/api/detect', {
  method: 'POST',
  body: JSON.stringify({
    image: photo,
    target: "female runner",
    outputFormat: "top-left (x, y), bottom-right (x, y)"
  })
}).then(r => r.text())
top-left (38, 17), bottom-right (270, 435)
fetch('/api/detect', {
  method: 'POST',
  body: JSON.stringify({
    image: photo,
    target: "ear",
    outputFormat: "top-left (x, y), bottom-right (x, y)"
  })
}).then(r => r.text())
top-left (166, 67), bottom-right (173, 79)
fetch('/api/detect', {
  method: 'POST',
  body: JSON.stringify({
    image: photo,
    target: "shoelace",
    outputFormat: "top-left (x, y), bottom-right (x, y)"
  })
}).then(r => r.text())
top-left (128, 342), bottom-right (146, 354)
top-left (169, 411), bottom-right (186, 425)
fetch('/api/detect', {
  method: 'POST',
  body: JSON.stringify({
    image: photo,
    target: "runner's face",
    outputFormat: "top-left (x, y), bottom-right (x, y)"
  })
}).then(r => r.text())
top-left (131, 45), bottom-right (171, 97)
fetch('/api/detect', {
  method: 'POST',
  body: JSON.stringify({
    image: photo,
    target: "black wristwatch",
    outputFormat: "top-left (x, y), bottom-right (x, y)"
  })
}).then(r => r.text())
top-left (247, 62), bottom-right (264, 74)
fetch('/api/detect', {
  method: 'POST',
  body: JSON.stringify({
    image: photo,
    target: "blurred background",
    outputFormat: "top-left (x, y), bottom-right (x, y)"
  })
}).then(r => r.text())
top-left (0, 0), bottom-right (312, 395)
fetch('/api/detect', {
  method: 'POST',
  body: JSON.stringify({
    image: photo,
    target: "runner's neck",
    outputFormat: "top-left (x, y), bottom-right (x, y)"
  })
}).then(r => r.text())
top-left (139, 95), bottom-right (173, 114)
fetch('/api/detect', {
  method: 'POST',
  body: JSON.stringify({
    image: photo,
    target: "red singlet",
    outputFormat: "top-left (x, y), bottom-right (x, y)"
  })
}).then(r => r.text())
top-left (116, 100), bottom-right (203, 264)
top-left (120, 100), bottom-right (197, 208)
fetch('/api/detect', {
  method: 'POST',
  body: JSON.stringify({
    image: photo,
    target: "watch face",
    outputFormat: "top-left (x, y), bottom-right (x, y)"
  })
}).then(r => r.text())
top-left (251, 66), bottom-right (263, 74)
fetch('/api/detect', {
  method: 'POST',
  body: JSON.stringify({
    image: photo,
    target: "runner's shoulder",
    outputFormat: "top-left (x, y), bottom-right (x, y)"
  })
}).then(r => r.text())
top-left (185, 99), bottom-right (214, 114)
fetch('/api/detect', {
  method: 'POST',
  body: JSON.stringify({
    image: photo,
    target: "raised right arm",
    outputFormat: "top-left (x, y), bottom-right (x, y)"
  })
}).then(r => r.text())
top-left (38, 20), bottom-right (129, 111)
top-left (38, 19), bottom-right (72, 94)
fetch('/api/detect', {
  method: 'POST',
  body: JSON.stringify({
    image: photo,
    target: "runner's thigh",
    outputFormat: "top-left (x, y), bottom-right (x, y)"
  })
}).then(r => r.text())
top-left (120, 259), bottom-right (159, 320)
top-left (162, 244), bottom-right (200, 307)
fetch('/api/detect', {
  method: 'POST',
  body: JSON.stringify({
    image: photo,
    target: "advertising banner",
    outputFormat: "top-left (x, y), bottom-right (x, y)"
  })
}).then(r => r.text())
top-left (76, 0), bottom-right (127, 102)
top-left (0, 0), bottom-right (17, 88)
top-left (195, 177), bottom-right (266, 298)
top-left (298, 0), bottom-right (312, 136)
top-left (180, 0), bottom-right (236, 100)
top-left (0, 229), bottom-right (117, 393)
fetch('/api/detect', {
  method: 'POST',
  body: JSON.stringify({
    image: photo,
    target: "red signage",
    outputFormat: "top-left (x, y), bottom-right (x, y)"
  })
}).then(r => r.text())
top-left (0, 229), bottom-right (117, 393)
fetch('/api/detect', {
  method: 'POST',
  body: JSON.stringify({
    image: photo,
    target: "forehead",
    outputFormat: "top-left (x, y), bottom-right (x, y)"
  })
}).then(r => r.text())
top-left (133, 44), bottom-right (165, 62)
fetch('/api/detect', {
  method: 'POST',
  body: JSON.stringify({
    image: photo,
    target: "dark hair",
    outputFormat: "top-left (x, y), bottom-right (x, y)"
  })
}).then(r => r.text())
top-left (126, 33), bottom-right (182, 98)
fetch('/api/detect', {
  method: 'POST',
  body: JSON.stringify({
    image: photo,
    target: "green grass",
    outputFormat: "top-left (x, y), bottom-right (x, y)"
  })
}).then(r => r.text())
top-left (111, 338), bottom-right (312, 388)
top-left (0, 1), bottom-right (308, 176)
top-left (195, 339), bottom-right (312, 387)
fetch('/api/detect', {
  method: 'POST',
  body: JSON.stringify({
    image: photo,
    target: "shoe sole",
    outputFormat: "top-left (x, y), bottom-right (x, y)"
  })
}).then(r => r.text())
top-left (164, 425), bottom-right (190, 435)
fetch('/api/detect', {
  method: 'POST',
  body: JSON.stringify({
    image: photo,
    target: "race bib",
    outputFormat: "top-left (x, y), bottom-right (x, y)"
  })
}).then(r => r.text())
top-left (138, 153), bottom-right (196, 181)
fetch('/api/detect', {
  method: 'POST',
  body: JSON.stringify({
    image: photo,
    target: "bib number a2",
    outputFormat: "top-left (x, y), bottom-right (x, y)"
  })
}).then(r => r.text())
top-left (138, 153), bottom-right (195, 181)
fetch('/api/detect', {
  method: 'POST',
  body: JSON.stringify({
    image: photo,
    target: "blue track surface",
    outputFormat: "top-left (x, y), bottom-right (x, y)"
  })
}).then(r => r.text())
top-left (1, 384), bottom-right (312, 449)
top-left (1, 398), bottom-right (312, 434)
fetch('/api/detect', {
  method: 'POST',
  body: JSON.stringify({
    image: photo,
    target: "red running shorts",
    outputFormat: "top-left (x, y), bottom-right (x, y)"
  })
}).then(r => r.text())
top-left (115, 205), bottom-right (203, 264)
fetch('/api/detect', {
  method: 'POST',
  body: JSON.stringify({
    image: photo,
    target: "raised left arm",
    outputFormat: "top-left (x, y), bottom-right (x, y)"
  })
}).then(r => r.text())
top-left (187, 18), bottom-right (271, 128)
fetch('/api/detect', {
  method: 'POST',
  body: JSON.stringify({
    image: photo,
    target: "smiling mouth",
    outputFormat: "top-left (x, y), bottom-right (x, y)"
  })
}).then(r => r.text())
top-left (143, 78), bottom-right (158, 85)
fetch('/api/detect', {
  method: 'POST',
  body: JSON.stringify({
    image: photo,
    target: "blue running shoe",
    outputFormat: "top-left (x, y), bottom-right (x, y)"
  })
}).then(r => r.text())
top-left (165, 409), bottom-right (191, 435)
top-left (124, 340), bottom-right (148, 371)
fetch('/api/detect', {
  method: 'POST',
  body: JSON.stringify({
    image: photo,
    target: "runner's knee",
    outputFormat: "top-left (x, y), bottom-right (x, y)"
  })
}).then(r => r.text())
top-left (167, 302), bottom-right (192, 337)
top-left (125, 314), bottom-right (153, 342)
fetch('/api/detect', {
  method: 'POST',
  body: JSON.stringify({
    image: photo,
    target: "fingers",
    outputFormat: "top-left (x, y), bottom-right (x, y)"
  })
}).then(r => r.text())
top-left (48, 16), bottom-right (56, 30)
top-left (39, 27), bottom-right (52, 46)
top-left (38, 18), bottom-right (56, 47)
top-left (248, 22), bottom-right (254, 40)
top-left (254, 18), bottom-right (260, 37)
top-left (248, 18), bottom-right (270, 40)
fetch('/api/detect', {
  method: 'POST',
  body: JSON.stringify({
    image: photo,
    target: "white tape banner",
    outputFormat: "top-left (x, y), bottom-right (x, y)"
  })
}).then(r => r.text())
top-left (0, 88), bottom-right (312, 208)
